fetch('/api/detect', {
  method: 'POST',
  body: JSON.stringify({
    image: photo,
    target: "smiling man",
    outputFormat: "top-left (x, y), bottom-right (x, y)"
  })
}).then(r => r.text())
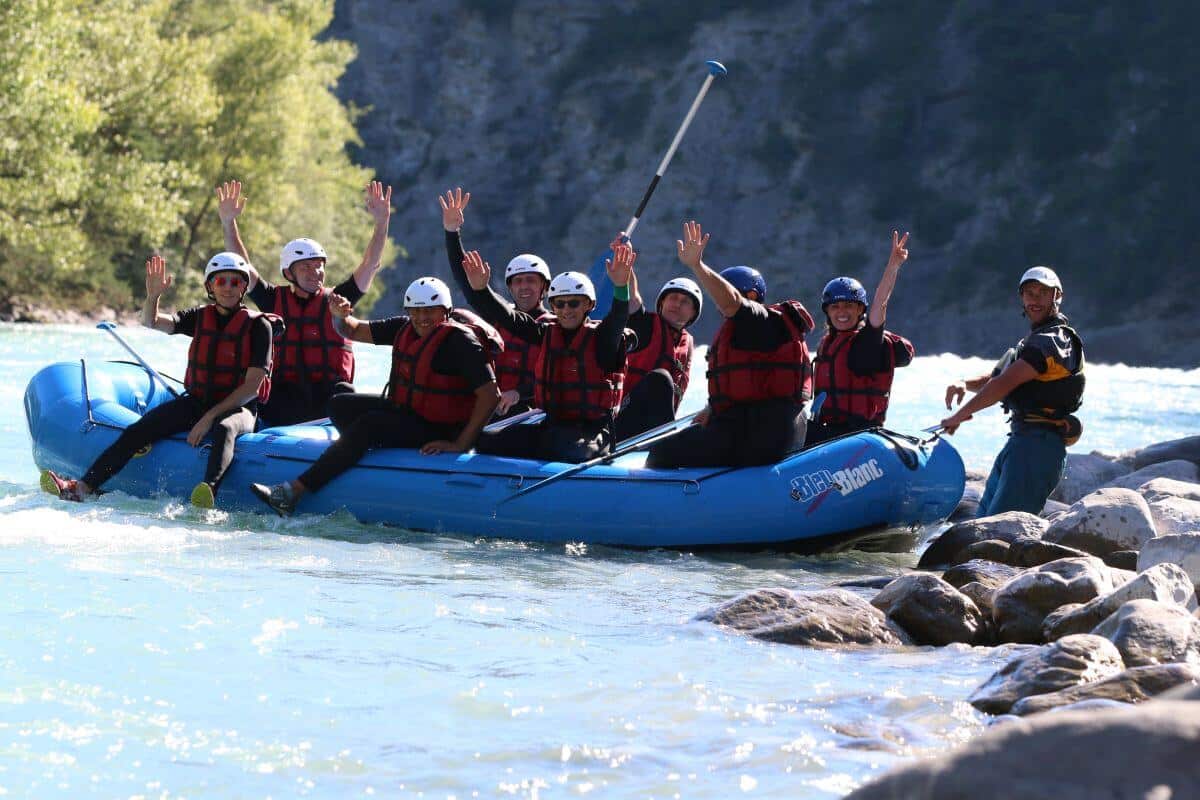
top-left (941, 266), bottom-right (1086, 516)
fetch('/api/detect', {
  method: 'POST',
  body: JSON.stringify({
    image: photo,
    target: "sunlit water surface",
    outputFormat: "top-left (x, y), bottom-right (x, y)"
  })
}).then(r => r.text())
top-left (1, 323), bottom-right (1197, 798)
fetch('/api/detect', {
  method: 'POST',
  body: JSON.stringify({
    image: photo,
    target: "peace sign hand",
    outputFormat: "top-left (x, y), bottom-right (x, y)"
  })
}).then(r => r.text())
top-left (886, 230), bottom-right (910, 271)
top-left (461, 249), bottom-right (491, 291)
top-left (145, 254), bottom-right (173, 299)
top-left (439, 187), bottom-right (471, 232)
top-left (216, 181), bottom-right (245, 224)
top-left (606, 239), bottom-right (637, 287)
top-left (676, 220), bottom-right (710, 270)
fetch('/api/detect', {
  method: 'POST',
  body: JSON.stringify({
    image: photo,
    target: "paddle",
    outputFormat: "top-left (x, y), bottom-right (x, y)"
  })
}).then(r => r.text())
top-left (483, 408), bottom-right (546, 434)
top-left (497, 410), bottom-right (700, 504)
top-left (96, 321), bottom-right (180, 398)
top-left (809, 392), bottom-right (827, 422)
top-left (589, 60), bottom-right (728, 318)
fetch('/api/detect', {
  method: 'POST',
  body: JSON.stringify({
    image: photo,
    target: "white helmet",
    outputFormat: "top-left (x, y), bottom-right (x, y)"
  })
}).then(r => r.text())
top-left (404, 276), bottom-right (453, 309)
top-left (280, 238), bottom-right (328, 275)
top-left (656, 277), bottom-right (703, 325)
top-left (547, 271), bottom-right (595, 302)
top-left (1019, 266), bottom-right (1062, 292)
top-left (204, 251), bottom-right (252, 282)
top-left (504, 254), bottom-right (551, 284)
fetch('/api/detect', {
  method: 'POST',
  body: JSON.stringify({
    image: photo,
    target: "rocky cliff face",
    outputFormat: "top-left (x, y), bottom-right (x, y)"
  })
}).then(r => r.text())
top-left (329, 0), bottom-right (1199, 366)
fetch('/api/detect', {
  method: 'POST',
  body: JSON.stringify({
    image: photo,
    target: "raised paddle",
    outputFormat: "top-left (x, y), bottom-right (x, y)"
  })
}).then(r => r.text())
top-left (497, 410), bottom-right (701, 505)
top-left (97, 321), bottom-right (180, 398)
top-left (589, 60), bottom-right (728, 317)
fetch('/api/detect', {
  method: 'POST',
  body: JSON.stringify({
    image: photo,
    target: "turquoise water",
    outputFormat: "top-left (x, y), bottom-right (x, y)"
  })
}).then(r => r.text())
top-left (2, 323), bottom-right (1198, 798)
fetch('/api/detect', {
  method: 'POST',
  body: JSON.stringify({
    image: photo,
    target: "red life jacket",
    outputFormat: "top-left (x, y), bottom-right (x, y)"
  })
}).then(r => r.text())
top-left (492, 311), bottom-right (552, 394)
top-left (387, 321), bottom-right (478, 425)
top-left (813, 327), bottom-right (914, 427)
top-left (534, 320), bottom-right (625, 422)
top-left (706, 300), bottom-right (814, 414)
top-left (625, 313), bottom-right (692, 410)
top-left (185, 305), bottom-right (272, 408)
top-left (271, 287), bottom-right (354, 384)
top-left (448, 307), bottom-right (505, 368)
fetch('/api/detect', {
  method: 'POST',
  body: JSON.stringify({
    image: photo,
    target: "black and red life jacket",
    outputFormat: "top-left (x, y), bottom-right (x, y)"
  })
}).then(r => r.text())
top-left (447, 307), bottom-right (506, 365)
top-left (185, 305), bottom-right (272, 408)
top-left (813, 327), bottom-right (914, 427)
top-left (271, 287), bottom-right (354, 384)
top-left (493, 311), bottom-right (552, 394)
top-left (534, 320), bottom-right (625, 423)
top-left (706, 300), bottom-right (814, 414)
top-left (625, 314), bottom-right (692, 410)
top-left (387, 321), bottom-right (478, 426)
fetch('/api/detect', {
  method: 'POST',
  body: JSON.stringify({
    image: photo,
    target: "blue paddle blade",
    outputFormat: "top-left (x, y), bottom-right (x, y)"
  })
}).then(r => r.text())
top-left (586, 247), bottom-right (615, 320)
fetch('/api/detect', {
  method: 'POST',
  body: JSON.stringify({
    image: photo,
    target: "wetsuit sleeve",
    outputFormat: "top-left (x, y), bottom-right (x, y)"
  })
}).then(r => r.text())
top-left (595, 296), bottom-right (632, 371)
top-left (466, 285), bottom-right (544, 345)
top-left (432, 328), bottom-right (497, 390)
top-left (367, 316), bottom-right (409, 347)
top-left (171, 307), bottom-right (201, 337)
top-left (846, 322), bottom-right (889, 375)
top-left (728, 300), bottom-right (791, 351)
top-left (626, 309), bottom-right (656, 355)
top-left (445, 230), bottom-right (471, 297)
top-left (249, 316), bottom-right (273, 371)
top-left (246, 281), bottom-right (276, 311)
top-left (332, 276), bottom-right (364, 305)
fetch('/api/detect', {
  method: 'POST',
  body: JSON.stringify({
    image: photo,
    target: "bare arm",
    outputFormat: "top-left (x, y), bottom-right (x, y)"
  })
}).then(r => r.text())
top-left (677, 220), bottom-right (740, 318)
top-left (328, 294), bottom-right (375, 344)
top-left (142, 254), bottom-right (176, 333)
top-left (420, 382), bottom-right (501, 455)
top-left (941, 361), bottom-right (1039, 433)
top-left (185, 367), bottom-right (267, 446)
top-left (353, 181), bottom-right (393, 292)
top-left (868, 231), bottom-right (909, 329)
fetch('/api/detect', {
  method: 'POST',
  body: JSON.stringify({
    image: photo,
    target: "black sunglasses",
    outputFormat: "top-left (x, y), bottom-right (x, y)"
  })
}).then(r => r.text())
top-left (551, 298), bottom-right (585, 310)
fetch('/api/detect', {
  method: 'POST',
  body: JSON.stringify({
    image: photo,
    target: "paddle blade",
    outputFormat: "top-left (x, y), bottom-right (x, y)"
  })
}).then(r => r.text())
top-left (586, 247), bottom-right (615, 320)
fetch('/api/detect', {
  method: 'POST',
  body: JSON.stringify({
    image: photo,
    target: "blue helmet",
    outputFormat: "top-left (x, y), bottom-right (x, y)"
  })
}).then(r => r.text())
top-left (720, 266), bottom-right (766, 301)
top-left (821, 277), bottom-right (868, 311)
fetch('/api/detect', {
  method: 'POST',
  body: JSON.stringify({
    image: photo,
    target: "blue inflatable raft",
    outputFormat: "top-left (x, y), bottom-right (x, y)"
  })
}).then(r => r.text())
top-left (25, 360), bottom-right (966, 550)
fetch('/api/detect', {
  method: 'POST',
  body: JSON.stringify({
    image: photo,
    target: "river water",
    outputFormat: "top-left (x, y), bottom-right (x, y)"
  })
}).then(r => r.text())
top-left (2, 323), bottom-right (1197, 798)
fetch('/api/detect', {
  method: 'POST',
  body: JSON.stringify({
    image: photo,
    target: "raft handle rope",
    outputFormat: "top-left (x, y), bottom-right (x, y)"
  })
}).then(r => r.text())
top-left (97, 321), bottom-right (181, 399)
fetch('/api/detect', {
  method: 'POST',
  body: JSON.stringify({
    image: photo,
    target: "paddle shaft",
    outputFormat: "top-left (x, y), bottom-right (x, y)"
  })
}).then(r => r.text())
top-left (96, 322), bottom-right (180, 398)
top-left (483, 408), bottom-right (545, 433)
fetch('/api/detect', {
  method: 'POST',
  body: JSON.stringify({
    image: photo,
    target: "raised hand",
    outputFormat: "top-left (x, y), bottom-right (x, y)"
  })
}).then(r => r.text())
top-left (216, 181), bottom-right (245, 224)
top-left (365, 181), bottom-right (393, 225)
top-left (328, 293), bottom-right (353, 319)
top-left (676, 220), bottom-right (710, 270)
top-left (439, 187), bottom-right (471, 232)
top-left (606, 239), bottom-right (637, 287)
top-left (944, 381), bottom-right (965, 410)
top-left (461, 249), bottom-right (491, 291)
top-left (886, 230), bottom-right (910, 271)
top-left (145, 254), bottom-right (173, 299)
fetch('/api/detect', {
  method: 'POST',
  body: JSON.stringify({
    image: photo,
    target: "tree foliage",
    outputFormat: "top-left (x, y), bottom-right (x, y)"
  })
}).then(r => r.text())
top-left (0, 0), bottom-right (393, 311)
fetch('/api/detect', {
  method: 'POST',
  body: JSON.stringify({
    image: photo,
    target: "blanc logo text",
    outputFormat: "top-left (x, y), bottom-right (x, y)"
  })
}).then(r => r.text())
top-left (790, 459), bottom-right (885, 502)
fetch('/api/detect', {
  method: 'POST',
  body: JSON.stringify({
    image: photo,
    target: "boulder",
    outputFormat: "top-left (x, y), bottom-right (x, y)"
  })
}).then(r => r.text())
top-left (958, 581), bottom-right (1000, 623)
top-left (1146, 495), bottom-right (1200, 537)
top-left (1093, 598), bottom-right (1200, 667)
top-left (870, 573), bottom-right (987, 646)
top-left (1009, 663), bottom-right (1200, 716)
top-left (1138, 532), bottom-right (1200, 592)
top-left (1101, 550), bottom-right (1139, 571)
top-left (1050, 453), bottom-right (1131, 504)
top-left (1005, 536), bottom-right (1090, 568)
top-left (833, 576), bottom-right (897, 590)
top-left (1138, 476), bottom-right (1200, 504)
top-left (1043, 488), bottom-right (1158, 556)
top-left (942, 559), bottom-right (1021, 592)
top-left (1102, 459), bottom-right (1200, 492)
top-left (967, 634), bottom-right (1125, 714)
top-left (949, 480), bottom-right (984, 522)
top-left (1041, 498), bottom-right (1070, 520)
top-left (957, 538), bottom-right (1011, 565)
top-left (917, 512), bottom-right (1049, 569)
top-left (992, 557), bottom-right (1117, 643)
top-left (1123, 435), bottom-right (1200, 470)
top-left (1042, 563), bottom-right (1197, 641)
top-left (694, 587), bottom-right (911, 647)
top-left (844, 700), bottom-right (1200, 800)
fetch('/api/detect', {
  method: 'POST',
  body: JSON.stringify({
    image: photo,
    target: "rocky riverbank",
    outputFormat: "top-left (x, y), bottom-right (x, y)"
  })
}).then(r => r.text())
top-left (696, 434), bottom-right (1200, 798)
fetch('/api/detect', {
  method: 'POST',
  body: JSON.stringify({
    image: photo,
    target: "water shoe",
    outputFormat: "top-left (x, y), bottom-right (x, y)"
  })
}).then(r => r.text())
top-left (251, 482), bottom-right (297, 517)
top-left (190, 481), bottom-right (216, 509)
top-left (42, 470), bottom-right (85, 502)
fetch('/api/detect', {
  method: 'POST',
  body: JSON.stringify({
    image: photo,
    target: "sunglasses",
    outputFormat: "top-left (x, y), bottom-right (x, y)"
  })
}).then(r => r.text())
top-left (210, 275), bottom-right (246, 288)
top-left (551, 298), bottom-right (586, 310)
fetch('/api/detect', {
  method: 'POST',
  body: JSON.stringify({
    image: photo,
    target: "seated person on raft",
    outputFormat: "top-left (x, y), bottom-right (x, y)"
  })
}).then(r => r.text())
top-left (215, 179), bottom-right (393, 427)
top-left (462, 238), bottom-right (638, 463)
top-left (44, 252), bottom-right (273, 509)
top-left (251, 277), bottom-right (500, 516)
top-left (646, 221), bottom-right (815, 469)
top-left (806, 231), bottom-right (915, 445)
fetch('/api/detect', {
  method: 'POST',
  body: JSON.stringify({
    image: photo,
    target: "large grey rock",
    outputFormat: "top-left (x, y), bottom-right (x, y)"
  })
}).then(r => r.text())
top-left (694, 587), bottom-right (910, 647)
top-left (1093, 598), bottom-right (1200, 667)
top-left (1146, 495), bottom-right (1200, 537)
top-left (917, 512), bottom-right (1048, 569)
top-left (1009, 663), bottom-right (1200, 715)
top-left (992, 557), bottom-right (1117, 643)
top-left (942, 559), bottom-right (1021, 592)
top-left (1042, 563), bottom-right (1197, 641)
top-left (1123, 435), bottom-right (1200, 470)
top-left (1040, 498), bottom-right (1071, 520)
top-left (958, 581), bottom-right (1000, 624)
top-left (1101, 549), bottom-right (1139, 571)
top-left (1005, 536), bottom-right (1090, 568)
top-left (844, 700), bottom-right (1200, 800)
top-left (1043, 488), bottom-right (1158, 556)
top-left (1138, 477), bottom-right (1200, 504)
top-left (870, 573), bottom-right (986, 646)
top-left (967, 634), bottom-right (1125, 714)
top-left (949, 480), bottom-right (984, 522)
top-left (1138, 532), bottom-right (1200, 592)
top-left (957, 538), bottom-right (1011, 565)
top-left (1102, 460), bottom-right (1200, 493)
top-left (1050, 453), bottom-right (1131, 504)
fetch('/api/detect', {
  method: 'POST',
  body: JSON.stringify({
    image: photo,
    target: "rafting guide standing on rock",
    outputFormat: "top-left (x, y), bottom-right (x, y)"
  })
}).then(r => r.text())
top-left (941, 266), bottom-right (1085, 516)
